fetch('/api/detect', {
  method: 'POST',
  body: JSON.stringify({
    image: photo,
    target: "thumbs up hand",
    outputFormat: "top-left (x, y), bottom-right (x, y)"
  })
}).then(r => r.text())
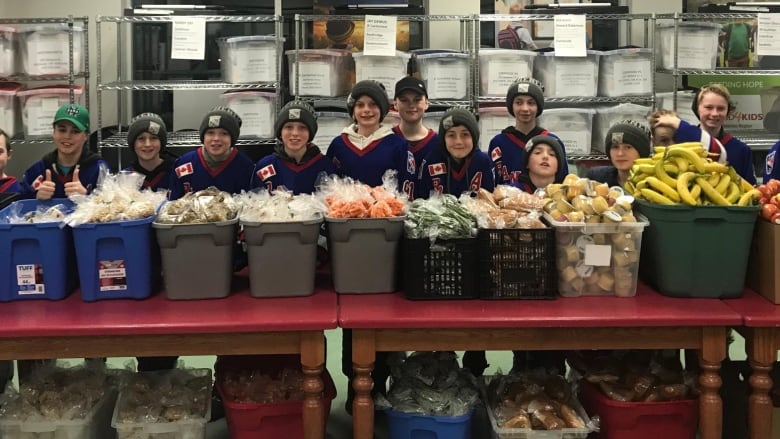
top-left (36, 169), bottom-right (56, 200)
top-left (64, 166), bottom-right (87, 197)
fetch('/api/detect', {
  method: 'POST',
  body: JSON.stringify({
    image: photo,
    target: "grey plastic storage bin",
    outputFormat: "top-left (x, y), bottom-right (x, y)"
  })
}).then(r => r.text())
top-left (153, 218), bottom-right (238, 300)
top-left (243, 219), bottom-right (322, 297)
top-left (326, 217), bottom-right (404, 294)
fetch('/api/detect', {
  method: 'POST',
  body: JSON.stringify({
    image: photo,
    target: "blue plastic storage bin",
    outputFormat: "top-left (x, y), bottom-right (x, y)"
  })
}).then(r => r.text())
top-left (72, 216), bottom-right (158, 301)
top-left (385, 410), bottom-right (472, 439)
top-left (0, 199), bottom-right (76, 302)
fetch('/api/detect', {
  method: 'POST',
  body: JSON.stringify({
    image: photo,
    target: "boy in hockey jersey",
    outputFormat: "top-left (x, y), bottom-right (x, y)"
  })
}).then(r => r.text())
top-left (392, 76), bottom-right (438, 167)
top-left (587, 120), bottom-right (652, 188)
top-left (22, 104), bottom-right (106, 200)
top-left (488, 78), bottom-right (568, 185)
top-left (417, 107), bottom-right (495, 198)
top-left (326, 80), bottom-right (415, 199)
top-left (514, 135), bottom-right (564, 194)
top-left (0, 129), bottom-right (23, 194)
top-left (765, 140), bottom-right (780, 183)
top-left (123, 113), bottom-right (175, 191)
top-left (169, 106), bottom-right (254, 199)
top-left (251, 101), bottom-right (334, 194)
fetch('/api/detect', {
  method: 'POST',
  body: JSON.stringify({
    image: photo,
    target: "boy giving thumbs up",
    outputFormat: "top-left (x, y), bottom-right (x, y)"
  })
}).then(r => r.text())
top-left (22, 104), bottom-right (107, 199)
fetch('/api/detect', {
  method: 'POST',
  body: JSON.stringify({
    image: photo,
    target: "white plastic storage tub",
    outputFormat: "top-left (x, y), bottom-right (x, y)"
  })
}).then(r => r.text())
top-left (18, 85), bottom-right (84, 137)
top-left (538, 108), bottom-right (595, 155)
top-left (656, 22), bottom-right (720, 70)
top-left (656, 91), bottom-right (698, 126)
top-left (353, 51), bottom-right (410, 99)
top-left (0, 26), bottom-right (18, 77)
top-left (534, 51), bottom-right (601, 98)
top-left (314, 111), bottom-right (352, 154)
top-left (478, 48), bottom-right (536, 96)
top-left (286, 49), bottom-right (354, 97)
top-left (0, 82), bottom-right (22, 138)
top-left (592, 103), bottom-right (651, 153)
top-left (218, 35), bottom-right (280, 83)
top-left (221, 90), bottom-right (276, 138)
top-left (21, 24), bottom-right (85, 76)
top-left (478, 106), bottom-right (514, 153)
top-left (598, 48), bottom-right (653, 97)
top-left (415, 51), bottom-right (470, 100)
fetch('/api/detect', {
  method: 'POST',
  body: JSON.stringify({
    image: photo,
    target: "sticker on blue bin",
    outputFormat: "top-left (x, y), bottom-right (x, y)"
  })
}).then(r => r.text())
top-left (99, 260), bottom-right (128, 292)
top-left (16, 264), bottom-right (45, 295)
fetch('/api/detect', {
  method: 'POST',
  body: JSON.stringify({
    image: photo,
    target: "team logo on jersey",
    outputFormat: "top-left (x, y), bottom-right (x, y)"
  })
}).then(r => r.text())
top-left (147, 121), bottom-right (160, 135)
top-left (490, 147), bottom-right (503, 162)
top-left (768, 151), bottom-right (776, 176)
top-left (469, 172), bottom-right (483, 193)
top-left (175, 162), bottom-right (194, 178)
top-left (407, 151), bottom-right (416, 174)
top-left (208, 115), bottom-right (221, 127)
top-left (31, 174), bottom-right (44, 190)
top-left (428, 163), bottom-right (447, 176)
top-left (257, 164), bottom-right (277, 181)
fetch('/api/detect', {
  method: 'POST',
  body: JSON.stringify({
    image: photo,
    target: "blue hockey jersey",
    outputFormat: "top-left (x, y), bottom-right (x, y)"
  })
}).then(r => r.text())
top-left (123, 157), bottom-right (175, 192)
top-left (675, 120), bottom-right (756, 185)
top-left (392, 125), bottom-right (438, 169)
top-left (251, 145), bottom-right (336, 194)
top-left (0, 177), bottom-right (23, 194)
top-left (22, 148), bottom-right (106, 198)
top-left (168, 147), bottom-right (254, 200)
top-left (417, 148), bottom-right (495, 198)
top-left (488, 127), bottom-right (569, 185)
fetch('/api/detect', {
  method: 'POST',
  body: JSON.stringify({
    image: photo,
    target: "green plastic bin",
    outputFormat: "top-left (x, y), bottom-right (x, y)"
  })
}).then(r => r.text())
top-left (636, 199), bottom-right (759, 298)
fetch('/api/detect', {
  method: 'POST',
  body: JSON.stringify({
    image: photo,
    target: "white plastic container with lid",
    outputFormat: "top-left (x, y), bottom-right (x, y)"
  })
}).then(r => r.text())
top-left (221, 90), bottom-right (276, 138)
top-left (478, 106), bottom-right (515, 153)
top-left (0, 82), bottom-right (22, 138)
top-left (538, 108), bottom-right (596, 155)
top-left (17, 85), bottom-right (84, 137)
top-left (0, 26), bottom-right (18, 77)
top-left (415, 51), bottom-right (469, 100)
top-left (286, 49), bottom-right (355, 97)
top-left (598, 48), bottom-right (653, 97)
top-left (656, 91), bottom-right (698, 126)
top-left (21, 24), bottom-right (85, 76)
top-left (217, 35), bottom-right (281, 84)
top-left (534, 51), bottom-right (601, 98)
top-left (314, 111), bottom-right (352, 154)
top-left (592, 103), bottom-right (651, 153)
top-left (478, 48), bottom-right (536, 96)
top-left (353, 51), bottom-right (411, 99)
top-left (656, 22), bottom-right (720, 70)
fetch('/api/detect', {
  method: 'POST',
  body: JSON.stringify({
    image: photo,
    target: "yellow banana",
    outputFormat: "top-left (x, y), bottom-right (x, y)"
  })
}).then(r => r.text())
top-left (640, 188), bottom-right (676, 205)
top-left (691, 184), bottom-right (702, 203)
top-left (645, 176), bottom-right (681, 202)
top-left (696, 177), bottom-right (730, 206)
top-left (669, 142), bottom-right (706, 149)
top-left (707, 172), bottom-right (721, 187)
top-left (740, 178), bottom-right (754, 193)
top-left (715, 174), bottom-right (731, 195)
top-left (703, 162), bottom-right (729, 174)
top-left (725, 182), bottom-right (740, 204)
top-left (667, 147), bottom-right (706, 173)
top-left (676, 172), bottom-right (697, 206)
top-left (636, 180), bottom-right (649, 190)
top-left (655, 159), bottom-right (678, 188)
top-left (636, 164), bottom-right (656, 175)
top-left (673, 157), bottom-right (689, 173)
top-left (737, 189), bottom-right (762, 206)
top-left (625, 181), bottom-right (636, 194)
top-left (652, 152), bottom-right (665, 161)
top-left (633, 158), bottom-right (655, 165)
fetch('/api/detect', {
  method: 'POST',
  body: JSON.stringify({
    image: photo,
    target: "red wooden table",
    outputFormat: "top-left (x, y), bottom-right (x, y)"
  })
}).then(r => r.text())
top-left (339, 283), bottom-right (741, 439)
top-left (723, 290), bottom-right (780, 439)
top-left (0, 279), bottom-right (338, 439)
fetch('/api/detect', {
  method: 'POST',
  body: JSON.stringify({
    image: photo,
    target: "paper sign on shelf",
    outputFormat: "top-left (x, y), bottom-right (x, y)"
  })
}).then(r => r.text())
top-left (363, 15), bottom-right (397, 56)
top-left (171, 17), bottom-right (206, 60)
top-left (554, 14), bottom-right (587, 57)
top-left (757, 14), bottom-right (780, 57)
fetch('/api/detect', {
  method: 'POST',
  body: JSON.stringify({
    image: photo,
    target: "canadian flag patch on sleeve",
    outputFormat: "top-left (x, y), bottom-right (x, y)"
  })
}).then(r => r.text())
top-left (257, 164), bottom-right (277, 180)
top-left (490, 147), bottom-right (502, 161)
top-left (175, 162), bottom-right (194, 178)
top-left (31, 175), bottom-right (44, 190)
top-left (428, 163), bottom-right (447, 176)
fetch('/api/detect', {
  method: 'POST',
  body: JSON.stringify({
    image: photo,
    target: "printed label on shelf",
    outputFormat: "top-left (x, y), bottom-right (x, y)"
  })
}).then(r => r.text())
top-left (363, 15), bottom-right (397, 56)
top-left (485, 60), bottom-right (532, 96)
top-left (358, 62), bottom-right (404, 99)
top-left (424, 63), bottom-right (468, 100)
top-left (757, 14), bottom-right (780, 56)
top-left (227, 98), bottom-right (274, 137)
top-left (554, 63), bottom-right (597, 98)
top-left (554, 130), bottom-right (590, 155)
top-left (610, 58), bottom-right (652, 96)
top-left (584, 244), bottom-right (611, 267)
top-left (98, 260), bottom-right (128, 292)
top-left (230, 44), bottom-right (276, 82)
top-left (292, 62), bottom-right (331, 96)
top-left (26, 33), bottom-right (69, 75)
top-left (554, 15), bottom-right (587, 57)
top-left (171, 17), bottom-right (206, 60)
top-left (27, 98), bottom-right (61, 136)
top-left (16, 264), bottom-right (45, 295)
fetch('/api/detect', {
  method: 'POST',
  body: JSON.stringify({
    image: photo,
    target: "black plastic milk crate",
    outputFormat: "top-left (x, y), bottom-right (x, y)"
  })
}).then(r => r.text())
top-left (402, 237), bottom-right (479, 300)
top-left (478, 227), bottom-right (557, 299)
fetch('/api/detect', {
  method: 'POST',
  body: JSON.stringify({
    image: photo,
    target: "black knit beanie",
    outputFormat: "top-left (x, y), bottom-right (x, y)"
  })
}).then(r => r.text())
top-left (506, 77), bottom-right (545, 117)
top-left (439, 108), bottom-right (480, 149)
top-left (347, 80), bottom-right (389, 122)
top-left (199, 106), bottom-right (242, 147)
top-left (127, 113), bottom-right (167, 153)
top-left (525, 134), bottom-right (564, 175)
top-left (605, 119), bottom-right (652, 158)
top-left (275, 101), bottom-right (318, 142)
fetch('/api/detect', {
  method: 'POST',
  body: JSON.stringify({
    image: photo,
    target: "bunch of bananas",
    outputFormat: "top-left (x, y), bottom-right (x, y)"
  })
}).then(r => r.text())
top-left (625, 142), bottom-right (761, 206)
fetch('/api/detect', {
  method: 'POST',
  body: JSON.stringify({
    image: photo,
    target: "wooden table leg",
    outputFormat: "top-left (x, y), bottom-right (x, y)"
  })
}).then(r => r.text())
top-left (352, 329), bottom-right (375, 439)
top-left (699, 326), bottom-right (727, 439)
top-left (747, 327), bottom-right (776, 439)
top-left (301, 331), bottom-right (325, 439)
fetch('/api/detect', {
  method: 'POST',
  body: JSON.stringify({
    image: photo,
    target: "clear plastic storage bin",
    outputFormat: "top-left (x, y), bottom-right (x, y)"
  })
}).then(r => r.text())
top-left (534, 51), bottom-right (601, 98)
top-left (353, 51), bottom-right (410, 99)
top-left (415, 51), bottom-right (470, 100)
top-left (538, 108), bottom-right (596, 155)
top-left (656, 22), bottom-right (720, 70)
top-left (656, 91), bottom-right (698, 125)
top-left (221, 90), bottom-right (276, 138)
top-left (21, 24), bottom-right (85, 76)
top-left (478, 106), bottom-right (515, 153)
top-left (598, 48), bottom-right (653, 97)
top-left (0, 82), bottom-right (22, 138)
top-left (218, 35), bottom-right (280, 83)
top-left (592, 103), bottom-right (651, 153)
top-left (314, 111), bottom-right (352, 154)
top-left (0, 26), bottom-right (18, 77)
top-left (478, 48), bottom-right (536, 96)
top-left (17, 85), bottom-right (84, 137)
top-left (286, 49), bottom-right (354, 97)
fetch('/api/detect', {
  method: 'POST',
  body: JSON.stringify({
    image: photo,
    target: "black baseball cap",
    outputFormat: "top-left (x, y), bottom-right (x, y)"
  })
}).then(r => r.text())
top-left (394, 76), bottom-right (428, 99)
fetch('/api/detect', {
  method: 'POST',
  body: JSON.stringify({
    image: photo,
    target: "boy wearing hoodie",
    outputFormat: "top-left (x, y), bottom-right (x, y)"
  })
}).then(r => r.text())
top-left (123, 113), bottom-right (175, 191)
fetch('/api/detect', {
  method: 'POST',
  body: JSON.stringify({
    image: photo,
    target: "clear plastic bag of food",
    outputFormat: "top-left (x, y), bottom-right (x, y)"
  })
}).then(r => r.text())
top-left (5, 203), bottom-right (69, 224)
top-left (237, 188), bottom-right (326, 222)
top-left (318, 171), bottom-right (407, 219)
top-left (404, 193), bottom-right (476, 240)
top-left (156, 187), bottom-right (239, 224)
